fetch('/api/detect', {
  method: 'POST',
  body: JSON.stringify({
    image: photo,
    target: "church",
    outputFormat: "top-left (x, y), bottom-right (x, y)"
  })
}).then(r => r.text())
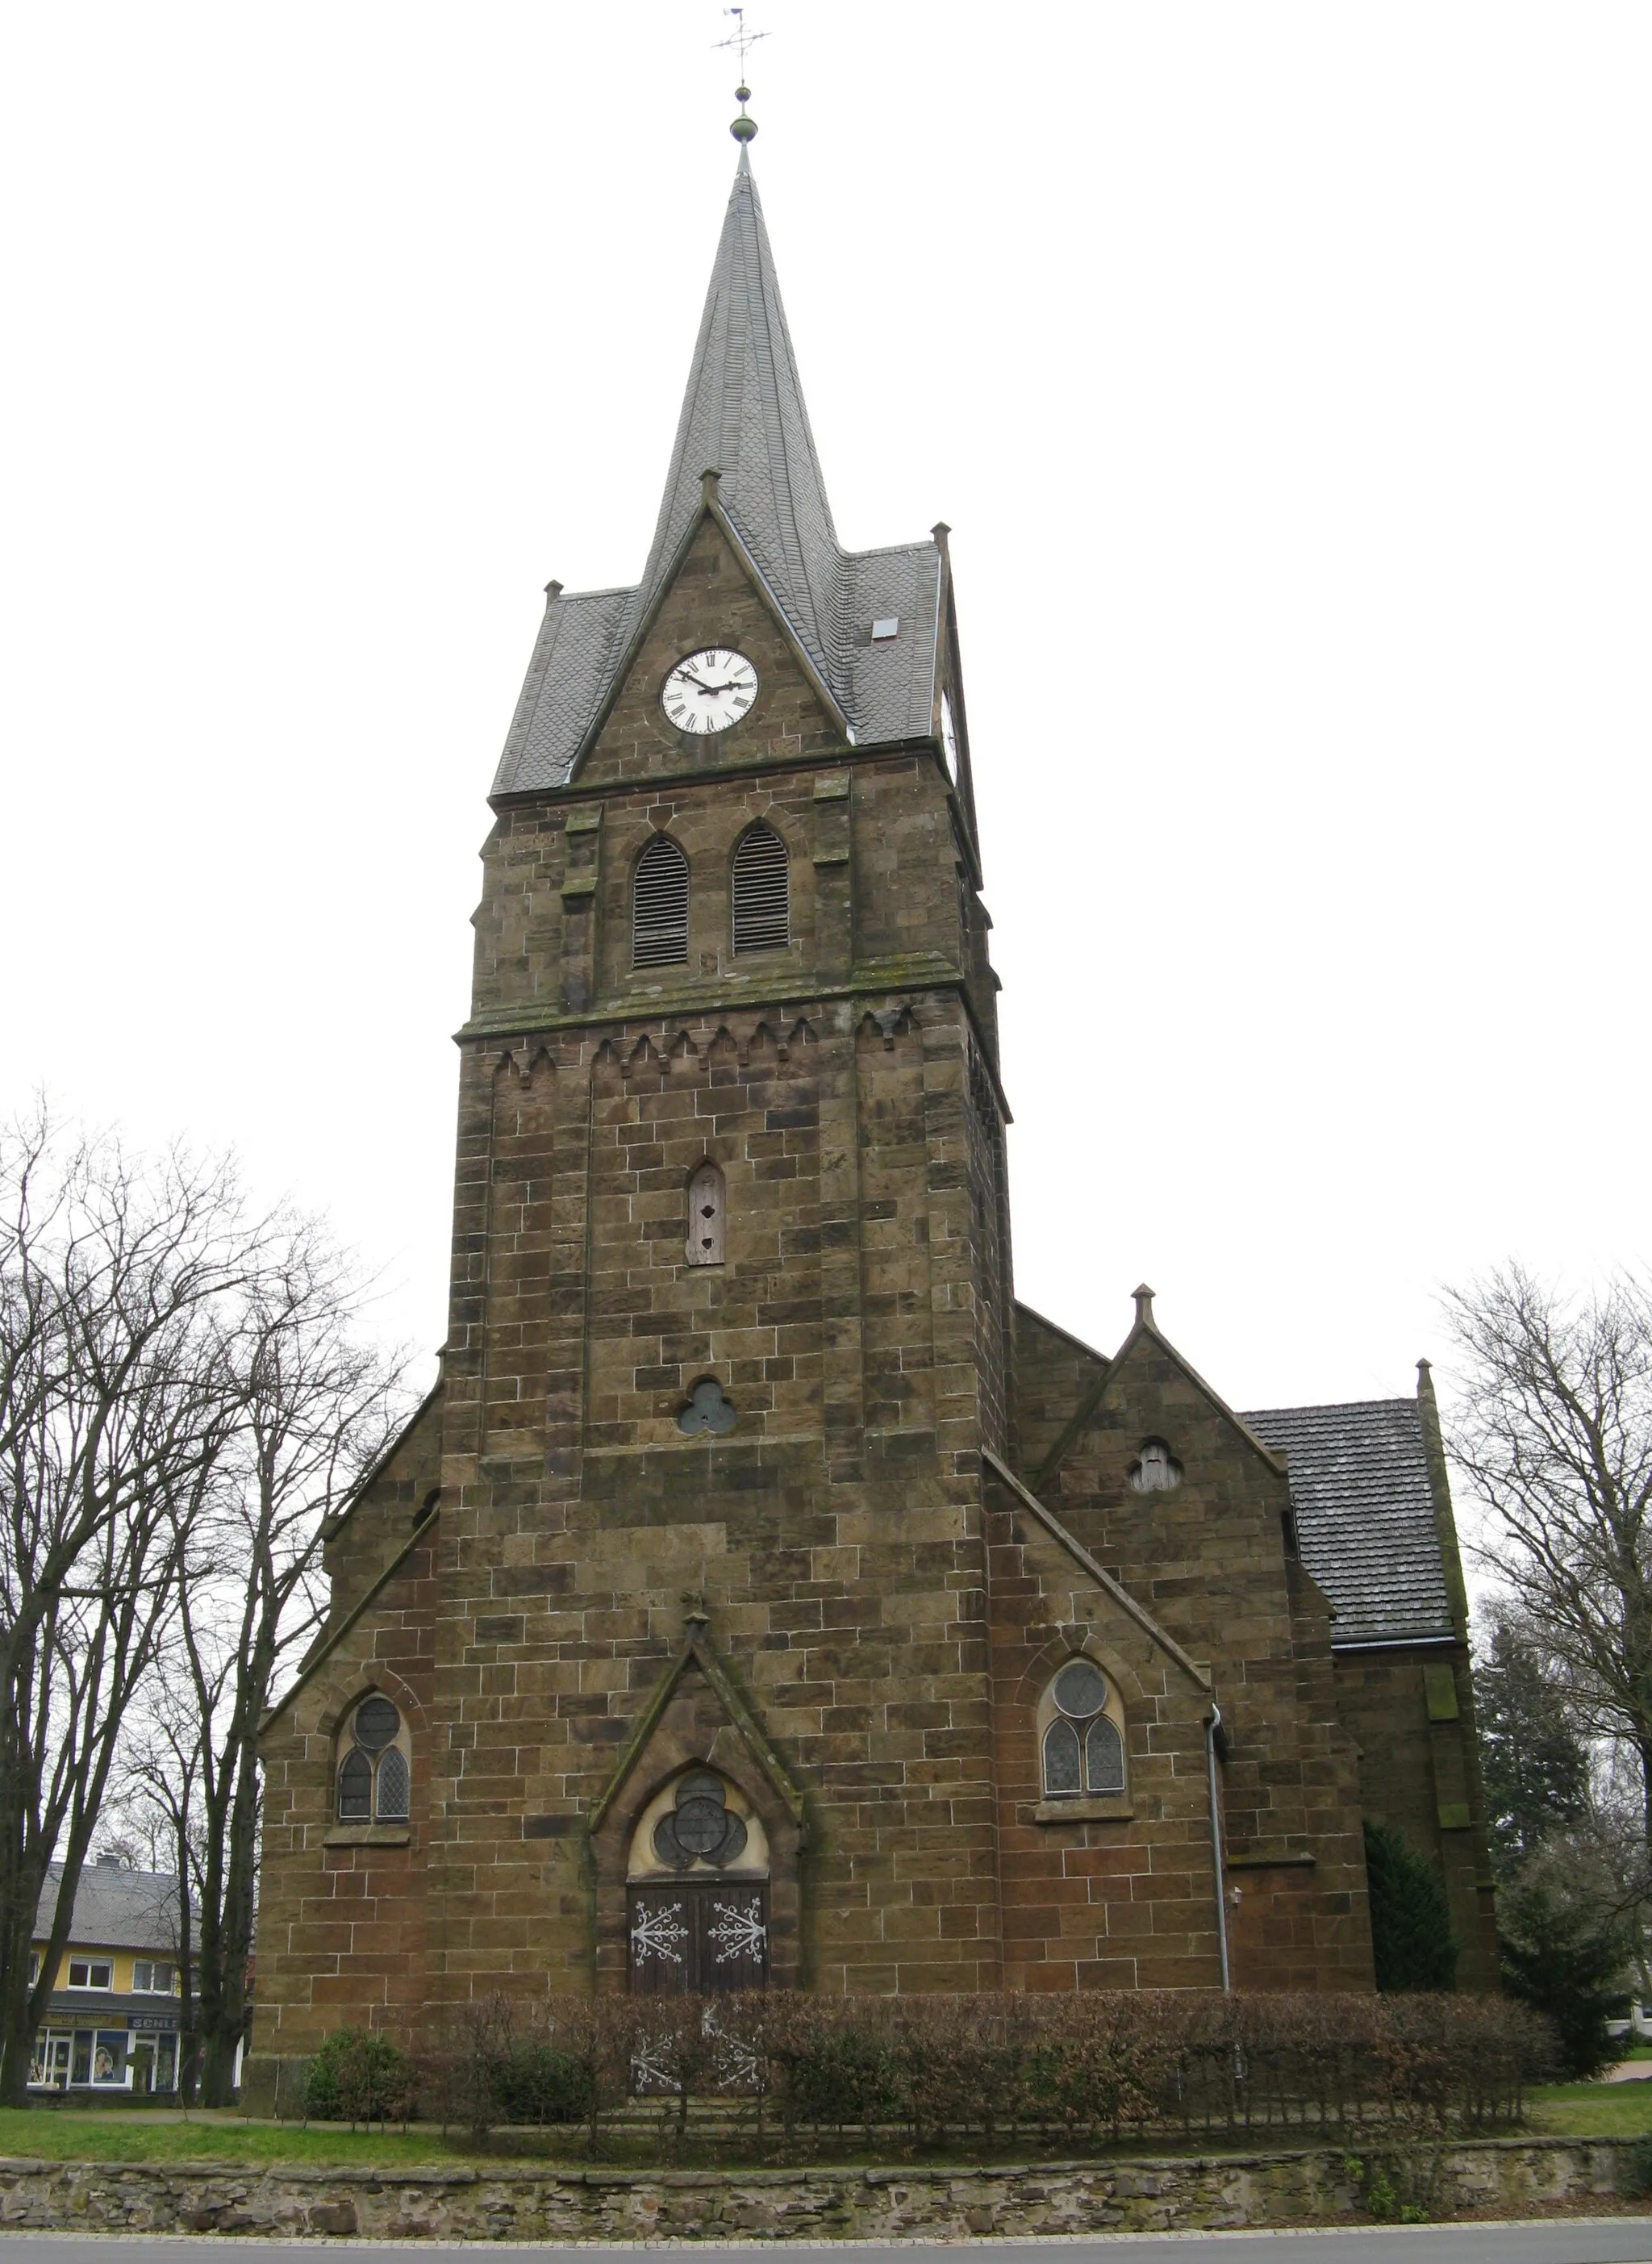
top-left (248, 122), bottom-right (1494, 2102)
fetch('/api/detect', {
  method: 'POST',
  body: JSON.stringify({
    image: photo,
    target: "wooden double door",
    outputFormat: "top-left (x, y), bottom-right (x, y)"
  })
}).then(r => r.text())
top-left (628, 1880), bottom-right (769, 1993)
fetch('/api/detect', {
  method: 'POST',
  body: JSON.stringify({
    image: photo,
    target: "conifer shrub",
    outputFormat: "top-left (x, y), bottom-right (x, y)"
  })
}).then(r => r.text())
top-left (1364, 1819), bottom-right (1460, 1991)
top-left (302, 2028), bottom-right (415, 2126)
top-left (1498, 1871), bottom-right (1633, 2078)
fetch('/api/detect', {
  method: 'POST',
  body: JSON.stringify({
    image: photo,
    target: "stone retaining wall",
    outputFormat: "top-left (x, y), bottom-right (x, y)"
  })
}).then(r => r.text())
top-left (0, 2137), bottom-right (1635, 2238)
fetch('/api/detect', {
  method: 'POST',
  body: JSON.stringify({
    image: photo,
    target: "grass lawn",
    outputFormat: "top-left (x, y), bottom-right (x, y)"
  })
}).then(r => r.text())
top-left (0, 2095), bottom-right (1647, 2170)
top-left (1527, 2082), bottom-right (1652, 2138)
top-left (0, 2110), bottom-right (473, 2168)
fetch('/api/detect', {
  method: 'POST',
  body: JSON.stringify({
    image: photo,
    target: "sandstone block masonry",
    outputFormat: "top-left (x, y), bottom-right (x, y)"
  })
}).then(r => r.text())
top-left (249, 141), bottom-right (1492, 2101)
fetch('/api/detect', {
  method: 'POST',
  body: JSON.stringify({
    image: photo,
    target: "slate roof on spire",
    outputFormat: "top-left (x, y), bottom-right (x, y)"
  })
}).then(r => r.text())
top-left (493, 154), bottom-right (942, 797)
top-left (637, 144), bottom-right (843, 691)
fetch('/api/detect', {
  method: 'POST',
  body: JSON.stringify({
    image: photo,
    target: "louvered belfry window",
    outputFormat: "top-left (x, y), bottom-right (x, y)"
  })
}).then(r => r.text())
top-left (731, 822), bottom-right (789, 954)
top-left (633, 833), bottom-right (690, 967)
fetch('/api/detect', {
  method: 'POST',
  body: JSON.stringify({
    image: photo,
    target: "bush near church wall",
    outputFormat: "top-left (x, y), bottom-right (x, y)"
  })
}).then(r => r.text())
top-left (296, 1990), bottom-right (1549, 2148)
top-left (302, 2031), bottom-right (416, 2127)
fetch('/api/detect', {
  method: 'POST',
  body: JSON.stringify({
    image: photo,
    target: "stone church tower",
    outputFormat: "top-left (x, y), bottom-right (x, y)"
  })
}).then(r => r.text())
top-left (249, 140), bottom-right (1494, 2096)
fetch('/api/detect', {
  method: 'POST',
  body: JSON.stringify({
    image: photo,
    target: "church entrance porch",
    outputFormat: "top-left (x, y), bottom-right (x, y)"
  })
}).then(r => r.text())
top-left (628, 1882), bottom-right (770, 1992)
top-left (627, 1768), bottom-right (770, 1992)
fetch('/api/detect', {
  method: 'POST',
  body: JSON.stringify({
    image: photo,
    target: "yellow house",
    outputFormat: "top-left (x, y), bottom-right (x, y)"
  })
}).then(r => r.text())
top-left (29, 1857), bottom-right (189, 2096)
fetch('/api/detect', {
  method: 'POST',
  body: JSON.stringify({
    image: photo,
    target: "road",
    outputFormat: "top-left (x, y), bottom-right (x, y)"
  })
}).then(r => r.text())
top-left (3, 2229), bottom-right (1652, 2263)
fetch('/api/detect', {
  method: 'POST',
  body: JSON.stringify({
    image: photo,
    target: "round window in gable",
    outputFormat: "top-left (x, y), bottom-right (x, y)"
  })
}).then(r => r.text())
top-left (1053, 1660), bottom-right (1107, 1718)
top-left (1128, 1439), bottom-right (1183, 1493)
top-left (354, 1694), bottom-right (400, 1748)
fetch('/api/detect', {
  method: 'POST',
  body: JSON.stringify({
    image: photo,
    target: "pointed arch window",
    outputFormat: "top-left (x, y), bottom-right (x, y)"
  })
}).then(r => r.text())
top-left (336, 1694), bottom-right (413, 1825)
top-left (376, 1746), bottom-right (411, 1821)
top-left (337, 1748), bottom-right (373, 1821)
top-left (731, 822), bottom-right (789, 954)
top-left (633, 834), bottom-right (690, 967)
top-left (1040, 1658), bottom-right (1127, 1800)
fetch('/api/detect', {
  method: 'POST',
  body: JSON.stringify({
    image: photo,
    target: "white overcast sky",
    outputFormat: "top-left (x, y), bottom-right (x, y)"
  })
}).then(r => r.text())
top-left (2, 2), bottom-right (1648, 1426)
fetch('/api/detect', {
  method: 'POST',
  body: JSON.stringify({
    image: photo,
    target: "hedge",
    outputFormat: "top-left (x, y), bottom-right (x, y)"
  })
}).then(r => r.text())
top-left (315, 1988), bottom-right (1550, 2148)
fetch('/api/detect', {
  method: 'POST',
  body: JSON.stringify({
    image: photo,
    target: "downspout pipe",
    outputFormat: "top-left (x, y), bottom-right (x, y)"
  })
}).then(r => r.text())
top-left (1206, 1706), bottom-right (1231, 1992)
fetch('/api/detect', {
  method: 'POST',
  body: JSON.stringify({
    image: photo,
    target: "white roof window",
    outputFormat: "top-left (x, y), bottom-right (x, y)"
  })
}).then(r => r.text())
top-left (870, 617), bottom-right (899, 641)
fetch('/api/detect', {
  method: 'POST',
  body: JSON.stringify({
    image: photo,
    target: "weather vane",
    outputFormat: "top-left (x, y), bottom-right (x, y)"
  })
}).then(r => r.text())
top-left (715, 6), bottom-right (767, 144)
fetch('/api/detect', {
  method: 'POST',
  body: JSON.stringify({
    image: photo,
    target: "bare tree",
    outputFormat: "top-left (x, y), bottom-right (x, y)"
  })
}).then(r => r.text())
top-left (166, 1231), bottom-right (404, 2105)
top-left (0, 1105), bottom-right (266, 2106)
top-left (1446, 1264), bottom-right (1652, 1857)
top-left (115, 1677), bottom-right (210, 2096)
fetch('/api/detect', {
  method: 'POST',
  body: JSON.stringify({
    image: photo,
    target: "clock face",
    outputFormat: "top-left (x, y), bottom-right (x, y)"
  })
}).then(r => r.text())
top-left (661, 648), bottom-right (758, 736)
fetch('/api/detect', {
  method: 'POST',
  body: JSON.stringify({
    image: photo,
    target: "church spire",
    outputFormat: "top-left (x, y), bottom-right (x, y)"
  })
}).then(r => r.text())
top-left (492, 127), bottom-right (948, 796)
top-left (633, 149), bottom-right (847, 710)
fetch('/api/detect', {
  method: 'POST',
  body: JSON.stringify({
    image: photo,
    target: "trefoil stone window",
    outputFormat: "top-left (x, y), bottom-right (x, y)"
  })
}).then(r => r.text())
top-left (1041, 1659), bottom-right (1126, 1799)
top-left (1129, 1438), bottom-right (1183, 1493)
top-left (336, 1693), bottom-right (411, 1823)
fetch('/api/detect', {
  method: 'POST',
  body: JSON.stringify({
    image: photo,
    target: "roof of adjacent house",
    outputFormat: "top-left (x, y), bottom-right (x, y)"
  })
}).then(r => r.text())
top-left (492, 149), bottom-right (943, 797)
top-left (33, 1861), bottom-right (185, 1953)
top-left (1240, 1397), bottom-right (1458, 1648)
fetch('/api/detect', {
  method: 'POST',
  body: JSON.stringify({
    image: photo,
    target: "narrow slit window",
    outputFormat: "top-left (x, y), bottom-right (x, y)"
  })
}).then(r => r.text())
top-left (633, 834), bottom-right (690, 967)
top-left (686, 1160), bottom-right (725, 1266)
top-left (731, 822), bottom-right (789, 954)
